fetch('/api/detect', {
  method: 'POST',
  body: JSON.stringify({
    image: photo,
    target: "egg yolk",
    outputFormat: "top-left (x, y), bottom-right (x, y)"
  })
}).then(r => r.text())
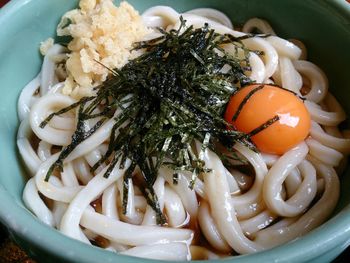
top-left (224, 84), bottom-right (311, 155)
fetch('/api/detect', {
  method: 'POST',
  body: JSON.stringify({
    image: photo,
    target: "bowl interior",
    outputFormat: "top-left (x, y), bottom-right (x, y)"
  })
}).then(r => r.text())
top-left (1, 0), bottom-right (350, 262)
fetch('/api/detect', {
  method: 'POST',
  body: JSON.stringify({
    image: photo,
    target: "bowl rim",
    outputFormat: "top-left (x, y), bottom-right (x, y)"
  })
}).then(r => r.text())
top-left (1, 0), bottom-right (350, 262)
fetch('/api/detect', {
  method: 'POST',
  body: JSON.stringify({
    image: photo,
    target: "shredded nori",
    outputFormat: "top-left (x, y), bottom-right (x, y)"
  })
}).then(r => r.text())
top-left (39, 18), bottom-right (277, 224)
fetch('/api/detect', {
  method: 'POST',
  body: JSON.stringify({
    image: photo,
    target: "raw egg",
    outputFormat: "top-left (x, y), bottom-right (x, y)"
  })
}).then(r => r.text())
top-left (224, 84), bottom-right (311, 155)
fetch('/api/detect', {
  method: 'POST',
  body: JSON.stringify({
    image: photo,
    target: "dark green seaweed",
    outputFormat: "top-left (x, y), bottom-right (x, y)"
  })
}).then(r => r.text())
top-left (39, 18), bottom-right (276, 224)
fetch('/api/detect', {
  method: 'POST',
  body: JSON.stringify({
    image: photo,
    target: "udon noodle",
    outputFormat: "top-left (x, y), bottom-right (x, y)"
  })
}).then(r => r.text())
top-left (17, 2), bottom-right (350, 261)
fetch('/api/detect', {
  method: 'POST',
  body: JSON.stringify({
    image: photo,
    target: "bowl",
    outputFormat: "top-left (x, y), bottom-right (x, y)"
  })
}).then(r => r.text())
top-left (1, 0), bottom-right (350, 262)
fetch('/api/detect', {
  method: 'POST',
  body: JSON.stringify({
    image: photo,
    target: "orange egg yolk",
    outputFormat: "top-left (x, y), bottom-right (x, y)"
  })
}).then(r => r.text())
top-left (224, 84), bottom-right (311, 155)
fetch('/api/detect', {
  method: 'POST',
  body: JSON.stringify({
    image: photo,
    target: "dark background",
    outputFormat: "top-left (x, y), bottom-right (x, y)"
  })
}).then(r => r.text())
top-left (0, 0), bottom-right (8, 8)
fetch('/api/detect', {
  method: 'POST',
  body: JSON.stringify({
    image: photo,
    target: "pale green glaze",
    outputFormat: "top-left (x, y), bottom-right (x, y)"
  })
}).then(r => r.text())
top-left (0, 0), bottom-right (350, 262)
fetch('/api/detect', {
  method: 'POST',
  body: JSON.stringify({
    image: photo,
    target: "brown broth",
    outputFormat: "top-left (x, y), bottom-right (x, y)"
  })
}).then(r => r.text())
top-left (90, 196), bottom-right (103, 214)
top-left (91, 235), bottom-right (110, 249)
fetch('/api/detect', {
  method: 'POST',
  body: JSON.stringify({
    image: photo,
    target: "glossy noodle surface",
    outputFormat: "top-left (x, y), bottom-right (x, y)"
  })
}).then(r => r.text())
top-left (17, 1), bottom-right (350, 260)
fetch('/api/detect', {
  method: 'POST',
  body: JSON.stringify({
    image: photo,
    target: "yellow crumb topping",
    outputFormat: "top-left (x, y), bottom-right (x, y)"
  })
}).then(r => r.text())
top-left (39, 38), bottom-right (54, 56)
top-left (56, 0), bottom-right (151, 98)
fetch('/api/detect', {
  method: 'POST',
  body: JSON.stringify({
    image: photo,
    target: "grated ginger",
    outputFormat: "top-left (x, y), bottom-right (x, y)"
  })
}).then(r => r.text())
top-left (39, 38), bottom-right (54, 56)
top-left (56, 0), bottom-right (151, 98)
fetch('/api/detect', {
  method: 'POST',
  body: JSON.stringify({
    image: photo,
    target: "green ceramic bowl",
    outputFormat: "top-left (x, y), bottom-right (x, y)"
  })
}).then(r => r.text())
top-left (1, 0), bottom-right (350, 262)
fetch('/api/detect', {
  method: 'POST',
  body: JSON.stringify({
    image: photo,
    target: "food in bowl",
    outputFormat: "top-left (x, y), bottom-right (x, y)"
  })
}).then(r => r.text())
top-left (16, 0), bottom-right (350, 260)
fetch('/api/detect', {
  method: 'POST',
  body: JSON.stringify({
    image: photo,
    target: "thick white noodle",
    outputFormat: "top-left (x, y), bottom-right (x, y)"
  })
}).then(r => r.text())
top-left (17, 118), bottom-right (41, 176)
top-left (52, 201), bottom-right (68, 230)
top-left (201, 147), bottom-right (264, 253)
top-left (102, 184), bottom-right (119, 220)
top-left (247, 52), bottom-right (266, 83)
top-left (185, 8), bottom-right (233, 29)
top-left (279, 56), bottom-right (303, 95)
top-left (242, 18), bottom-right (276, 35)
top-left (164, 186), bottom-right (187, 227)
top-left (35, 154), bottom-right (83, 203)
top-left (65, 110), bottom-right (124, 162)
top-left (40, 44), bottom-right (66, 96)
top-left (18, 6), bottom-right (346, 260)
top-left (160, 167), bottom-right (199, 219)
top-left (293, 60), bottom-right (328, 103)
top-left (141, 176), bottom-right (165, 226)
top-left (198, 201), bottom-right (231, 252)
top-left (306, 138), bottom-right (343, 167)
top-left (23, 178), bottom-right (55, 226)
top-left (80, 209), bottom-right (193, 246)
top-left (255, 156), bottom-right (339, 248)
top-left (266, 36), bottom-right (301, 60)
top-left (310, 121), bottom-right (350, 154)
top-left (231, 143), bottom-right (268, 219)
top-left (37, 141), bottom-right (52, 162)
top-left (305, 99), bottom-right (346, 126)
top-left (60, 160), bottom-right (130, 242)
top-left (222, 44), bottom-right (266, 83)
top-left (285, 168), bottom-right (302, 197)
top-left (263, 143), bottom-right (317, 217)
top-left (289, 39), bottom-right (307, 60)
top-left (121, 243), bottom-right (191, 261)
top-left (239, 210), bottom-right (276, 236)
top-left (30, 93), bottom-right (76, 146)
top-left (61, 162), bottom-right (79, 187)
top-left (18, 73), bottom-right (40, 122)
top-left (142, 6), bottom-right (180, 28)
